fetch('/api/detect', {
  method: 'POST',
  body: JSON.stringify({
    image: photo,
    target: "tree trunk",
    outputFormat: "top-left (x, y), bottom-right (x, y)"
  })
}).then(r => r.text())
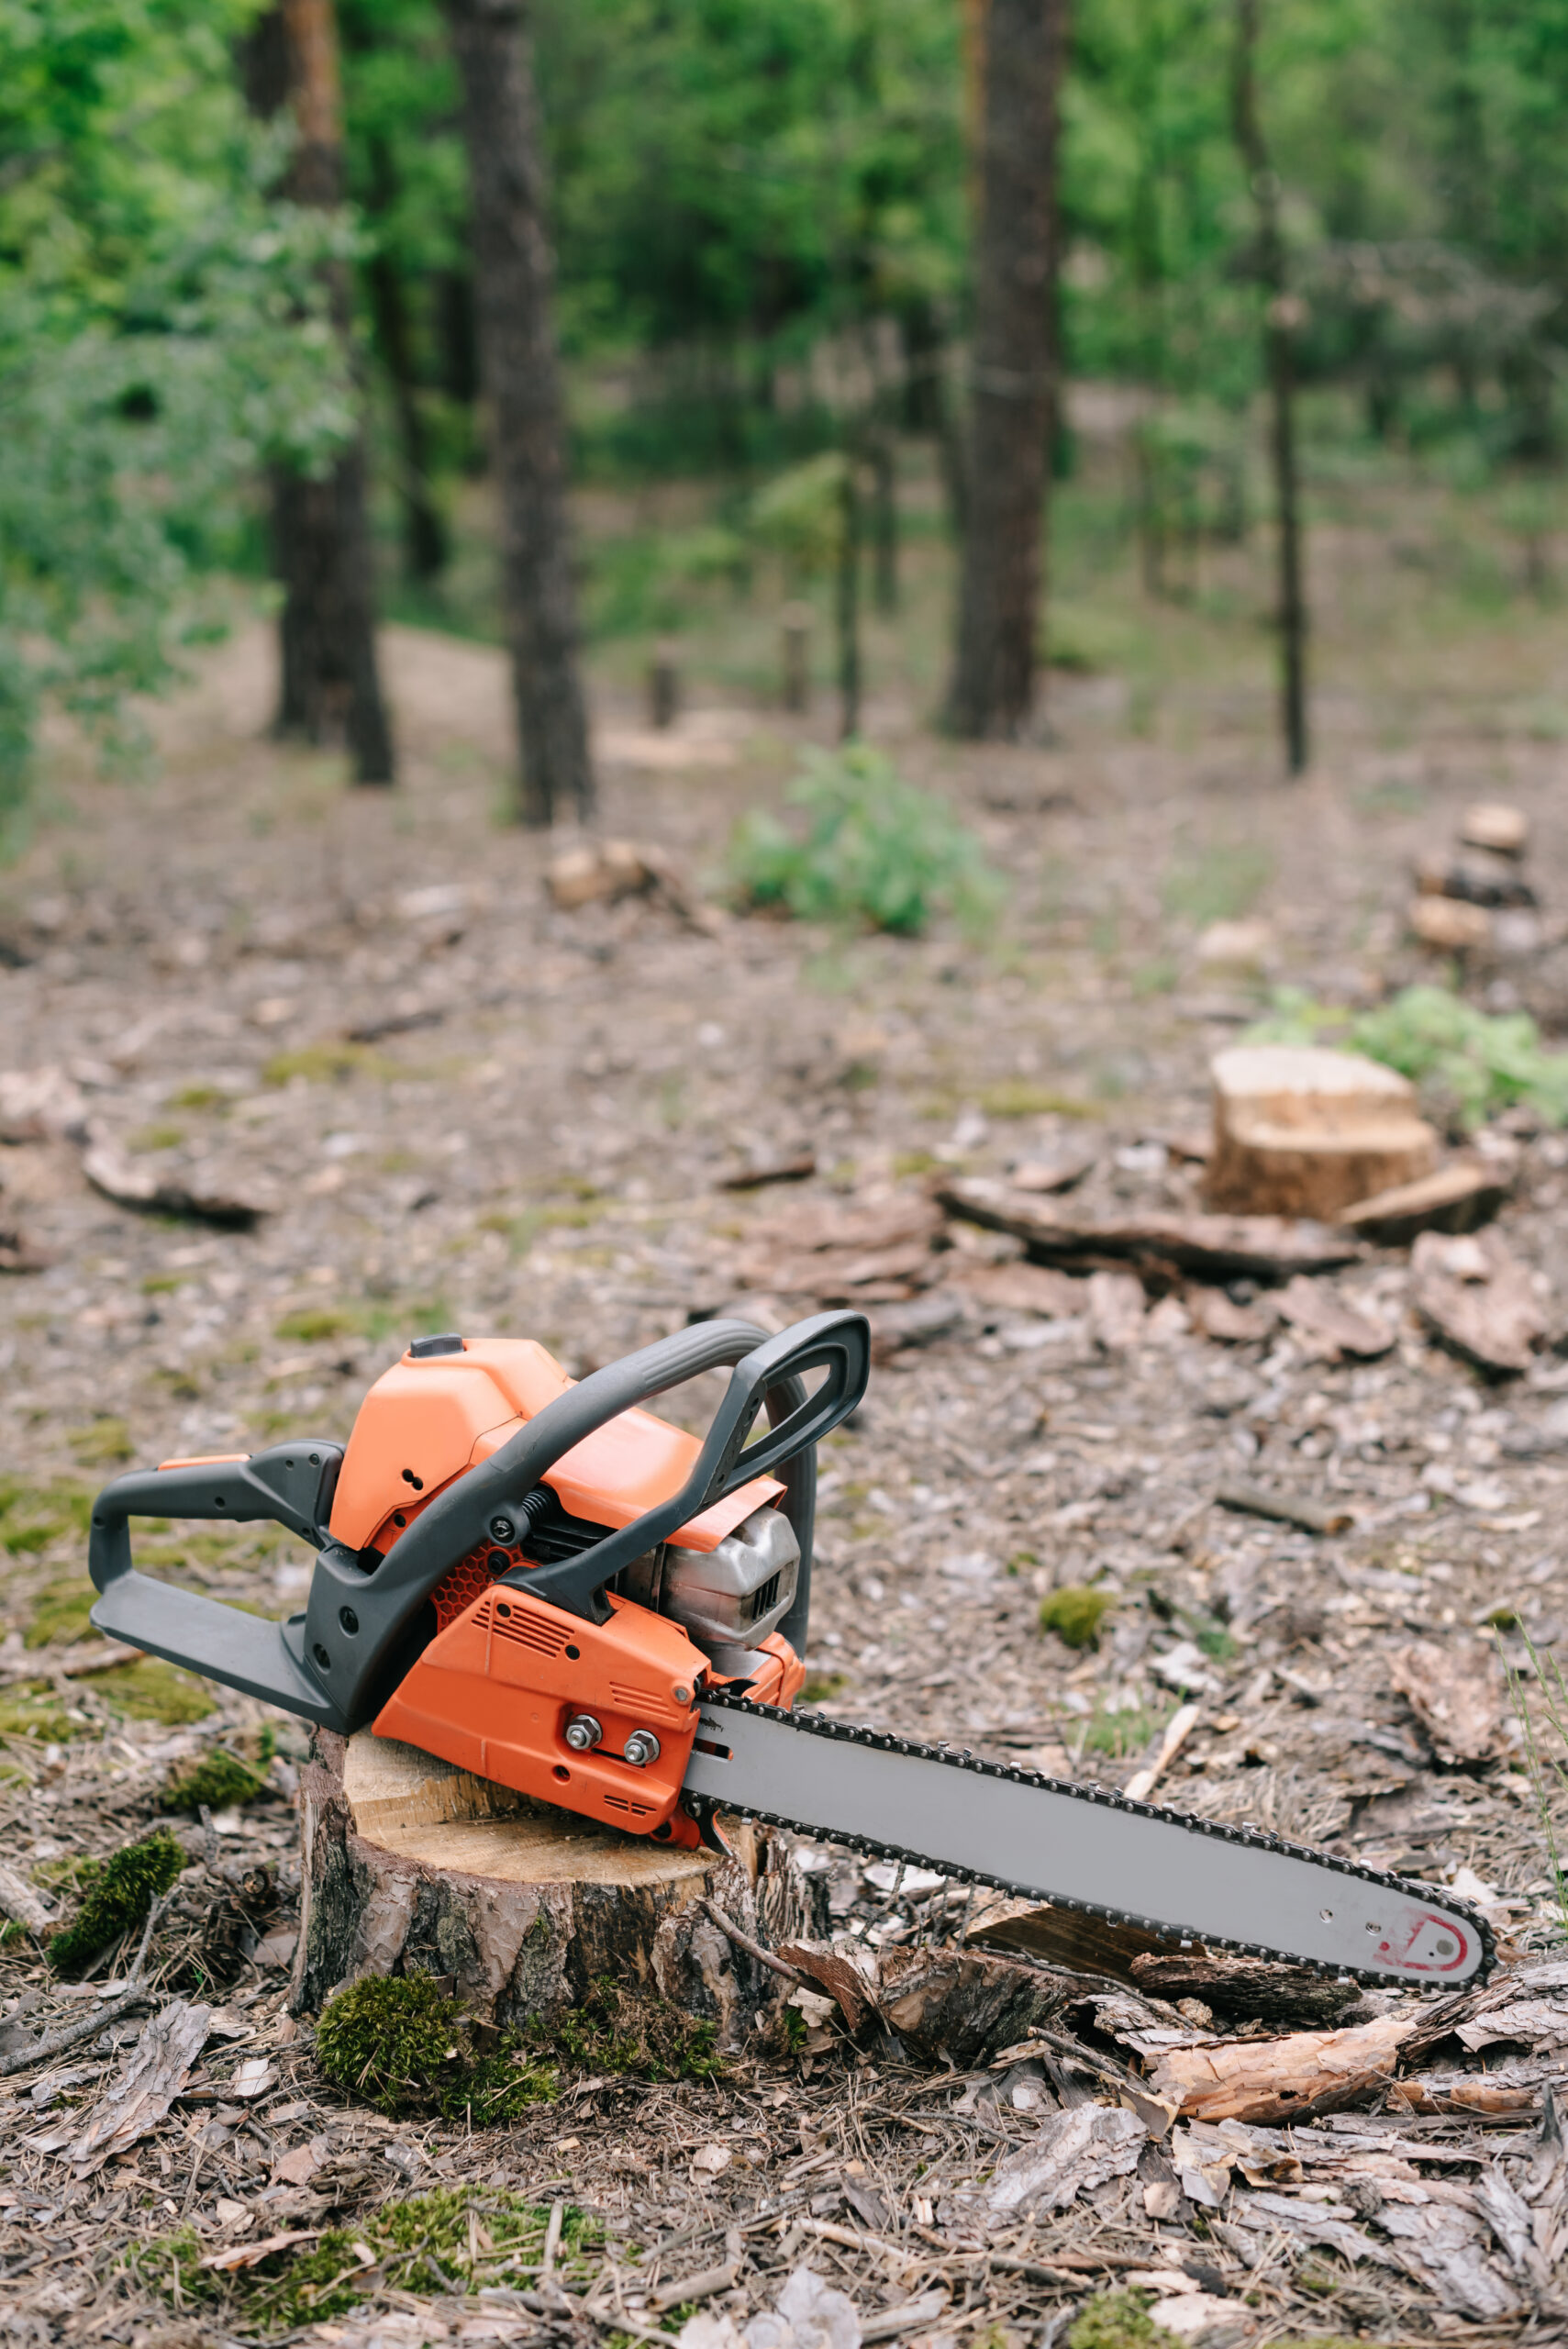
top-left (945, 0), bottom-right (1067, 740)
top-left (242, 0), bottom-right (395, 785)
top-left (1232, 0), bottom-right (1307, 776)
top-left (837, 454), bottom-right (862, 741)
top-left (292, 1729), bottom-right (823, 2048)
top-left (364, 138), bottom-right (449, 584)
top-left (443, 0), bottom-right (593, 829)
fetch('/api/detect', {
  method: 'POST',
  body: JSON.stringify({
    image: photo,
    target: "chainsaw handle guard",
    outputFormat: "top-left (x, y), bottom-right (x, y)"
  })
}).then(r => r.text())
top-left (498, 1308), bottom-right (871, 1629)
top-left (87, 1445), bottom-right (349, 1726)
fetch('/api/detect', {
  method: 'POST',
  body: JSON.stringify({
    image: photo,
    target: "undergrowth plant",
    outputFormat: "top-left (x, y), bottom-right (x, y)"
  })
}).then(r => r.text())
top-left (729, 744), bottom-right (1005, 937)
top-left (48, 1829), bottom-right (183, 1976)
top-left (1498, 1629), bottom-right (1568, 1938)
top-left (1246, 984), bottom-right (1568, 1130)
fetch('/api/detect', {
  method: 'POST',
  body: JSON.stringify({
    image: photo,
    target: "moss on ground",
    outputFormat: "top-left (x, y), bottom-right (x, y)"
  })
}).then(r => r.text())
top-left (68, 1418), bottom-right (135, 1467)
top-left (0, 1477), bottom-right (94, 1553)
top-left (25, 1577), bottom-right (95, 1648)
top-left (1067, 2293), bottom-right (1180, 2349)
top-left (159, 1743), bottom-right (272, 1814)
top-left (96, 1657), bottom-right (216, 1723)
top-left (1039, 1585), bottom-right (1114, 1649)
top-left (0, 1683), bottom-right (86, 1742)
top-left (314, 1971), bottom-right (721, 2121)
top-left (135, 2189), bottom-right (600, 2329)
top-left (48, 1829), bottom-right (183, 1976)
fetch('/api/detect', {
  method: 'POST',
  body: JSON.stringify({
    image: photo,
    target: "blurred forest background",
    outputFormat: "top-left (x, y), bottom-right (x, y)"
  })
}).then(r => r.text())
top-left (5, 0), bottom-right (1568, 836)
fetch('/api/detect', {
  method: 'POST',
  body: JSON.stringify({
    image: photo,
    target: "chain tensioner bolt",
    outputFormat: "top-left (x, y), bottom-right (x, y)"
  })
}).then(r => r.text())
top-left (622, 1729), bottom-right (662, 1768)
top-left (563, 1714), bottom-right (603, 1753)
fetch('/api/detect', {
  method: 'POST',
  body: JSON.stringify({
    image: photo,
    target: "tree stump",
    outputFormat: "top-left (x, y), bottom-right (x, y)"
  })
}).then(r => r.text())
top-left (292, 1731), bottom-right (822, 2050)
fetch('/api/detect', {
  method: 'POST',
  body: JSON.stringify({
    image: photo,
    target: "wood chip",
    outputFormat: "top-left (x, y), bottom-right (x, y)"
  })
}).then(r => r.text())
top-left (1275, 1274), bottom-right (1395, 1359)
top-left (1388, 1638), bottom-right (1506, 1766)
top-left (946, 1258), bottom-right (1084, 1319)
top-left (1215, 1481), bottom-right (1352, 1535)
top-left (1412, 1226), bottom-right (1546, 1375)
top-left (937, 1178), bottom-right (1362, 1280)
top-left (980, 2101), bottom-right (1146, 2217)
top-left (1338, 1159), bottom-right (1510, 1244)
top-left (82, 1135), bottom-right (270, 1229)
top-left (1184, 1286), bottom-right (1278, 1343)
top-left (30, 1998), bottom-right (210, 2174)
top-left (1151, 2010), bottom-right (1433, 2124)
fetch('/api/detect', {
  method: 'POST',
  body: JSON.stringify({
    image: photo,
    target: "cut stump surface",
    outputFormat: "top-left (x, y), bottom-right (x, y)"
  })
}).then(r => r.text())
top-left (294, 1729), bottom-right (820, 2047)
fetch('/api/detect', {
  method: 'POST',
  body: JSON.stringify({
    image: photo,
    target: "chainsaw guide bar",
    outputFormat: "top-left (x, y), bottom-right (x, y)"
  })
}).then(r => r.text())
top-left (684, 1688), bottom-right (1496, 1990)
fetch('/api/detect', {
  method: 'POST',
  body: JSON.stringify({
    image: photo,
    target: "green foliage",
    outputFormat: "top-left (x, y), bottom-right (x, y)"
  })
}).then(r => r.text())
top-left (48, 1829), bottom-right (183, 1976)
top-left (0, 1477), bottom-right (93, 1554)
top-left (1084, 1698), bottom-right (1173, 1760)
top-left (730, 745), bottom-right (1005, 937)
top-left (749, 454), bottom-right (849, 578)
top-left (160, 1748), bottom-right (271, 1815)
top-left (315, 1970), bottom-right (720, 2121)
top-left (1246, 984), bottom-right (1568, 1130)
top-left (1067, 2291), bottom-right (1178, 2349)
top-left (274, 1306), bottom-right (361, 1344)
top-left (0, 1683), bottom-right (83, 1743)
top-left (1040, 1586), bottom-right (1114, 1650)
top-left (0, 0), bottom-right (361, 832)
top-left (68, 1418), bottom-right (133, 1467)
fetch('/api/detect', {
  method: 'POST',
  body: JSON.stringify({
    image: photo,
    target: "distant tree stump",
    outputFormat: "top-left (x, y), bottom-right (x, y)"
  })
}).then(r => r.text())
top-left (293, 1731), bottom-right (821, 2050)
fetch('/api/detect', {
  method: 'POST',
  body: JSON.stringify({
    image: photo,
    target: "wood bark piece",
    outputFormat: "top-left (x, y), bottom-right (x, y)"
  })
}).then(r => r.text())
top-left (1275, 1275), bottom-right (1395, 1360)
top-left (1388, 1639), bottom-right (1506, 1767)
top-left (946, 1258), bottom-right (1084, 1319)
top-left (1214, 1482), bottom-right (1352, 1536)
top-left (1129, 1953), bottom-right (1361, 2028)
top-left (936, 1177), bottom-right (1362, 1281)
top-left (1184, 1286), bottom-right (1278, 1344)
top-left (980, 2101), bottom-right (1146, 2218)
top-left (1205, 1046), bottom-right (1436, 1220)
top-left (1462, 802), bottom-right (1529, 857)
top-left (295, 1730), bottom-right (817, 2048)
top-left (1339, 1159), bottom-right (1510, 1244)
top-left (962, 1892), bottom-right (1175, 1986)
top-left (1410, 895), bottom-right (1492, 952)
top-left (1147, 2010), bottom-right (1415, 2123)
top-left (29, 1997), bottom-right (210, 2175)
top-left (81, 1133), bottom-right (271, 1230)
top-left (1412, 1227), bottom-right (1546, 1375)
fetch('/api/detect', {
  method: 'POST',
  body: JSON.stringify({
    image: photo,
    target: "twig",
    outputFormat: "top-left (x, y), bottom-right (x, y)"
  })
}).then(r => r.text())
top-left (700, 1898), bottom-right (803, 1983)
top-left (542, 2199), bottom-right (564, 2278)
top-left (799, 2216), bottom-right (918, 2267)
top-left (1215, 1482), bottom-right (1351, 1536)
top-left (0, 1887), bottom-right (177, 2079)
top-left (651, 2229), bottom-right (741, 2311)
top-left (1124, 1701), bottom-right (1202, 1803)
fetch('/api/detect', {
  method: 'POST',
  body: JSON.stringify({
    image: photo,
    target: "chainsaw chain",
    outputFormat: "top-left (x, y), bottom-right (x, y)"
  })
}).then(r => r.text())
top-left (692, 1688), bottom-right (1497, 1989)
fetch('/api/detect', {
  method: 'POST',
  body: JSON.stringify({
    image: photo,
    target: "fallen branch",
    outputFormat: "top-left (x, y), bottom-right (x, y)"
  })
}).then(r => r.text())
top-left (0, 1886), bottom-right (176, 2078)
top-left (650, 2230), bottom-right (740, 2311)
top-left (701, 1898), bottom-right (803, 1984)
top-left (1124, 1701), bottom-right (1201, 1803)
top-left (1215, 1482), bottom-right (1352, 1536)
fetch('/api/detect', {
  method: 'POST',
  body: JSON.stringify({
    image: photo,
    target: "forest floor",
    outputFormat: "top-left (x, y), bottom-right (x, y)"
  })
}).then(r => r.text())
top-left (6, 472), bottom-right (1568, 2345)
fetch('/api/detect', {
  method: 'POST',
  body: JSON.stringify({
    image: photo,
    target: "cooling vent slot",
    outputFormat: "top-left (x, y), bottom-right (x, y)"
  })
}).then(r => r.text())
top-left (745, 1570), bottom-right (782, 1623)
top-left (483, 1598), bottom-right (572, 1657)
top-left (602, 1794), bottom-right (656, 1818)
top-left (609, 1683), bottom-right (673, 1718)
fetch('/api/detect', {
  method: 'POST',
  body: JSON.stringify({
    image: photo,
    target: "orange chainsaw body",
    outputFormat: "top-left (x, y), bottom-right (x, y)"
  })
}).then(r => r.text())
top-left (332, 1338), bottom-right (804, 1845)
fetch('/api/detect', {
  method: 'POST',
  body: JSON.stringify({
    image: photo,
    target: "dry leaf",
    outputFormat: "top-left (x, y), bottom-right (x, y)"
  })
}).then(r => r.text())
top-left (1388, 1639), bottom-right (1505, 1767)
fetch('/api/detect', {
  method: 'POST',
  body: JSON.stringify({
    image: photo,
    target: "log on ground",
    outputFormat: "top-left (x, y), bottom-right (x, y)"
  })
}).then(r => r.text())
top-left (293, 1730), bottom-right (821, 2049)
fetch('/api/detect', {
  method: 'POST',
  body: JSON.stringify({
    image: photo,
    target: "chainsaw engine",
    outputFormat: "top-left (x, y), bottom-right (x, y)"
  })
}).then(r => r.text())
top-left (621, 1502), bottom-right (800, 1675)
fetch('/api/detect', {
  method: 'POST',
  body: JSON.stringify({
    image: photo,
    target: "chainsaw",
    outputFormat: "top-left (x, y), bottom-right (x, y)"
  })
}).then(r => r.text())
top-left (86, 1311), bottom-right (1491, 1987)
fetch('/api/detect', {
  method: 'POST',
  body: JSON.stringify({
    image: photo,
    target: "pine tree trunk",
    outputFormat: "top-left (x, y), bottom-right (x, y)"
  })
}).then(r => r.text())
top-left (292, 1729), bottom-right (824, 2047)
top-left (242, 0), bottom-right (395, 785)
top-left (946, 0), bottom-right (1067, 741)
top-left (363, 136), bottom-right (449, 584)
top-left (443, 0), bottom-right (593, 829)
top-left (1232, 0), bottom-right (1307, 776)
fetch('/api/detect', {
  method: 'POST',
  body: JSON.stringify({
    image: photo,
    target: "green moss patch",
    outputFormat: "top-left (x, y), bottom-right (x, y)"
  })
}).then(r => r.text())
top-left (0, 1683), bottom-right (86, 1742)
top-left (135, 2189), bottom-right (600, 2330)
top-left (0, 1477), bottom-right (94, 1554)
top-left (68, 1418), bottom-right (135, 1467)
top-left (1039, 1585), bottom-right (1114, 1649)
top-left (96, 1657), bottom-right (216, 1723)
top-left (315, 1972), bottom-right (720, 2121)
top-left (24, 1577), bottom-right (95, 1649)
top-left (48, 1829), bottom-right (183, 1976)
top-left (1067, 2292), bottom-right (1181, 2349)
top-left (159, 1743), bottom-right (272, 1814)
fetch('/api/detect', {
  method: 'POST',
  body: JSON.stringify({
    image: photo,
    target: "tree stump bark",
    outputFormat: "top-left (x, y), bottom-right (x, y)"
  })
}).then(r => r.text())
top-left (292, 1731), bottom-right (822, 2050)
